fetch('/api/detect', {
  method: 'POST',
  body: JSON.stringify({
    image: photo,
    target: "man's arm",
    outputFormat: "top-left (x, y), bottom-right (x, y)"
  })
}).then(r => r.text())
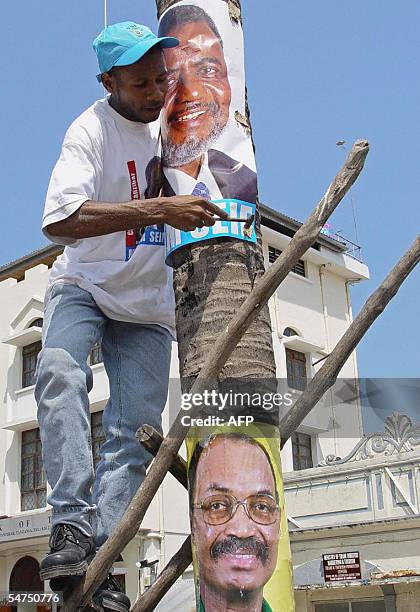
top-left (46, 196), bottom-right (228, 239)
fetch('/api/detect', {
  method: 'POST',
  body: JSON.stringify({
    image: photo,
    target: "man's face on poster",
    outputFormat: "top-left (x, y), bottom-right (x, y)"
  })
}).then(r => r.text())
top-left (192, 437), bottom-right (280, 601)
top-left (161, 16), bottom-right (232, 167)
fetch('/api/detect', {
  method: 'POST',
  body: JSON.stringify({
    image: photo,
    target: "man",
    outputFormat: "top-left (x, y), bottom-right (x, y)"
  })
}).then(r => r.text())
top-left (36, 21), bottom-right (227, 612)
top-left (158, 5), bottom-right (258, 205)
top-left (189, 433), bottom-right (280, 611)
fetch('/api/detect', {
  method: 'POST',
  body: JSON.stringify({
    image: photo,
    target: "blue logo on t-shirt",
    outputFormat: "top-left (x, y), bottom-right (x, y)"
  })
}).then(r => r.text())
top-left (125, 224), bottom-right (165, 260)
top-left (141, 224), bottom-right (165, 246)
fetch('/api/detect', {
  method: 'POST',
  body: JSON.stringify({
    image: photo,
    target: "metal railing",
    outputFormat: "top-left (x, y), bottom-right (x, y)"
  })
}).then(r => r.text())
top-left (325, 231), bottom-right (363, 262)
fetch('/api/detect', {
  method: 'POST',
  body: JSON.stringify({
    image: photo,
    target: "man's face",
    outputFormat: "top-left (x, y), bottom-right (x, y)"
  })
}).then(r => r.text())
top-left (161, 20), bottom-right (231, 166)
top-left (103, 46), bottom-right (168, 123)
top-left (192, 438), bottom-right (279, 599)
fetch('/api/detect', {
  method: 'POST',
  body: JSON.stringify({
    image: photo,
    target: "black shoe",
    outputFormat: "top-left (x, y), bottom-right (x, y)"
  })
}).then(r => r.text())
top-left (93, 574), bottom-right (131, 612)
top-left (40, 524), bottom-right (95, 581)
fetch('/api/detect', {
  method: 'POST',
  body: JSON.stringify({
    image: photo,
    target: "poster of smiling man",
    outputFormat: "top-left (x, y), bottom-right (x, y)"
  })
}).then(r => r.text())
top-left (158, 0), bottom-right (259, 264)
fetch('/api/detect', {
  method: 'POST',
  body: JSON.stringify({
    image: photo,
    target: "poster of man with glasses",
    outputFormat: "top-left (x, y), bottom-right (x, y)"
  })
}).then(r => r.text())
top-left (187, 428), bottom-right (293, 612)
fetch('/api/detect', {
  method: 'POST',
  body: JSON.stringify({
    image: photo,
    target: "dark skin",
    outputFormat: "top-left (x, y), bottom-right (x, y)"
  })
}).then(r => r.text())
top-left (47, 46), bottom-right (228, 240)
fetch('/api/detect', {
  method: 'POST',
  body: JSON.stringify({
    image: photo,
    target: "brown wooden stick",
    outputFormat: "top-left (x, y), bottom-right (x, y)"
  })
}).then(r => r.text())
top-left (136, 425), bottom-right (188, 489)
top-left (192, 140), bottom-right (370, 387)
top-left (61, 140), bottom-right (369, 611)
top-left (131, 536), bottom-right (192, 612)
top-left (279, 235), bottom-right (420, 445)
top-left (134, 235), bottom-right (420, 608)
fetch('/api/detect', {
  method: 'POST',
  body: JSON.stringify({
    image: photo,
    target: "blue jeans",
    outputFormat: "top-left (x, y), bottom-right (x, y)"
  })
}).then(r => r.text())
top-left (35, 283), bottom-right (172, 547)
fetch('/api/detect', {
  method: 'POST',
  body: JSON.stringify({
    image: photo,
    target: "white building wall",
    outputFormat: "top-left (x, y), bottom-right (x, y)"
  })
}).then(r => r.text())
top-left (0, 229), bottom-right (371, 605)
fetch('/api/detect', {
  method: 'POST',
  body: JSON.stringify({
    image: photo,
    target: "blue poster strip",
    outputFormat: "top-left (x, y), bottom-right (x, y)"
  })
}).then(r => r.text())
top-left (165, 199), bottom-right (256, 267)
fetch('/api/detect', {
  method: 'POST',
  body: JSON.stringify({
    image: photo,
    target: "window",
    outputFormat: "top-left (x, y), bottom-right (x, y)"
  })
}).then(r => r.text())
top-left (89, 341), bottom-right (103, 365)
top-left (286, 348), bottom-right (307, 391)
top-left (112, 574), bottom-right (126, 593)
top-left (21, 429), bottom-right (47, 510)
top-left (352, 603), bottom-right (386, 612)
top-left (315, 602), bottom-right (385, 612)
top-left (22, 342), bottom-right (42, 388)
top-left (21, 319), bottom-right (43, 389)
top-left (283, 327), bottom-right (298, 337)
top-left (91, 411), bottom-right (105, 469)
top-left (30, 318), bottom-right (43, 329)
top-left (9, 556), bottom-right (43, 592)
top-left (292, 432), bottom-right (313, 470)
top-left (139, 560), bottom-right (159, 590)
top-left (268, 246), bottom-right (306, 277)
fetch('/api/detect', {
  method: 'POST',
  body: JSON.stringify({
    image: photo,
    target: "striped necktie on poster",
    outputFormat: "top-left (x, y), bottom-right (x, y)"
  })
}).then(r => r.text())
top-left (192, 182), bottom-right (211, 200)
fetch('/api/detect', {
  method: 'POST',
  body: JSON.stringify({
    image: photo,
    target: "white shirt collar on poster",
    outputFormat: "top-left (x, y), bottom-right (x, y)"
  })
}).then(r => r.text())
top-left (163, 151), bottom-right (223, 200)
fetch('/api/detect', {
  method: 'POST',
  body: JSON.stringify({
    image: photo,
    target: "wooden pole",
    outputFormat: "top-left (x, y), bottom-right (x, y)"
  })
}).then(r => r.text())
top-left (61, 139), bottom-right (369, 611)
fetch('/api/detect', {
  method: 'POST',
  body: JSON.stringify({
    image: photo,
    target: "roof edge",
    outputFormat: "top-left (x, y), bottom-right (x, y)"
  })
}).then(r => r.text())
top-left (0, 244), bottom-right (63, 282)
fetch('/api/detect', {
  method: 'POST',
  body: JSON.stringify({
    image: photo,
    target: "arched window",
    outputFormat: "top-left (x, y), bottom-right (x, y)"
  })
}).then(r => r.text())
top-left (29, 318), bottom-right (43, 328)
top-left (9, 556), bottom-right (43, 591)
top-left (283, 327), bottom-right (298, 337)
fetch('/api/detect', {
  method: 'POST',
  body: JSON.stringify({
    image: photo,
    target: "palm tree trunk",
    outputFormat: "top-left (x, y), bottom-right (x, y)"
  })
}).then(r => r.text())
top-left (156, 0), bottom-right (276, 389)
top-left (172, 238), bottom-right (276, 384)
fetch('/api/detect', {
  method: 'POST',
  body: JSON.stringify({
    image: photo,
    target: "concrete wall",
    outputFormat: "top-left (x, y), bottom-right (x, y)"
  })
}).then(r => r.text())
top-left (395, 583), bottom-right (420, 612)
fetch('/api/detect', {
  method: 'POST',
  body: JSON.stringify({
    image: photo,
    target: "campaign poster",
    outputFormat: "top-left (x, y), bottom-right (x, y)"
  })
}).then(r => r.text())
top-left (186, 424), bottom-right (294, 612)
top-left (158, 0), bottom-right (259, 266)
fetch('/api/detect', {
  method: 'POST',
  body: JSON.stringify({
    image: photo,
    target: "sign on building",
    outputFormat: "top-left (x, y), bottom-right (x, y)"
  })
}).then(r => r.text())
top-left (0, 511), bottom-right (51, 543)
top-left (322, 552), bottom-right (362, 583)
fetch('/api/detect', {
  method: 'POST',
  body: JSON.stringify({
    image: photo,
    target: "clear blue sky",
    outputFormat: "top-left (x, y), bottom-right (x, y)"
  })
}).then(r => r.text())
top-left (1, 2), bottom-right (419, 396)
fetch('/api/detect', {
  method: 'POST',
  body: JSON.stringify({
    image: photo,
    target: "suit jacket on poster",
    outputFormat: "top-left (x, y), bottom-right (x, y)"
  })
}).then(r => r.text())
top-left (145, 149), bottom-right (258, 205)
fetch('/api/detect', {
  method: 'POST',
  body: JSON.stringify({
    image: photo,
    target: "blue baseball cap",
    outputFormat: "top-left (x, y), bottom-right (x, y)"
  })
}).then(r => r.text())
top-left (93, 21), bottom-right (179, 82)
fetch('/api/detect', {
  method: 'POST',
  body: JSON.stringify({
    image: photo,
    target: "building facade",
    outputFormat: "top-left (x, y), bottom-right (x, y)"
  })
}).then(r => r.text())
top-left (1, 207), bottom-right (418, 611)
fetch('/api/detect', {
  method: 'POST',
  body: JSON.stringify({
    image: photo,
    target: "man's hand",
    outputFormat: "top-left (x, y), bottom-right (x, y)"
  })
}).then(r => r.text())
top-left (45, 197), bottom-right (229, 240)
top-left (160, 196), bottom-right (229, 231)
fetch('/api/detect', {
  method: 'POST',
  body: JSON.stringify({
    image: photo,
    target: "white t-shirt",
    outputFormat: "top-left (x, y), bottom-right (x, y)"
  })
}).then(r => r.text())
top-left (43, 98), bottom-right (175, 335)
